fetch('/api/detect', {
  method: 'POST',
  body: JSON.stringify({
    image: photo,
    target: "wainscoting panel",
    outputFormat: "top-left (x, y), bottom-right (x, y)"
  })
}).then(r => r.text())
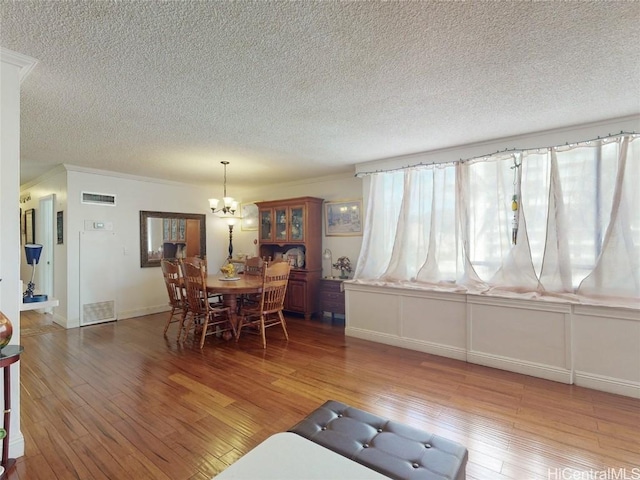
top-left (468, 298), bottom-right (569, 366)
top-left (573, 305), bottom-right (640, 398)
top-left (344, 282), bottom-right (639, 397)
top-left (346, 286), bottom-right (400, 335)
top-left (401, 294), bottom-right (466, 352)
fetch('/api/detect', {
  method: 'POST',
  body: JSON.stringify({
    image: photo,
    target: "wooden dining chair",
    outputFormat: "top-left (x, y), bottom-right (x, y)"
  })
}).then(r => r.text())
top-left (243, 256), bottom-right (264, 276)
top-left (180, 256), bottom-right (224, 306)
top-left (236, 261), bottom-right (291, 349)
top-left (238, 256), bottom-right (264, 311)
top-left (161, 259), bottom-right (187, 340)
top-left (183, 255), bottom-right (207, 272)
top-left (180, 261), bottom-right (235, 348)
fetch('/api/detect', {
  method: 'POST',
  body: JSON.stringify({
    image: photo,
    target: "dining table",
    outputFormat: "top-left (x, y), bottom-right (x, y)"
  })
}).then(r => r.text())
top-left (205, 274), bottom-right (263, 336)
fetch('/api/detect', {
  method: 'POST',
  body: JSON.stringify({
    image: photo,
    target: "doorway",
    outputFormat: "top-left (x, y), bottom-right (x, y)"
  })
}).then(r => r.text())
top-left (38, 194), bottom-right (55, 311)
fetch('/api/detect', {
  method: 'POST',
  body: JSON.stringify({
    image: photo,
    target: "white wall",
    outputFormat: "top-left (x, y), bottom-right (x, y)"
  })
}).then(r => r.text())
top-left (1, 47), bottom-right (37, 461)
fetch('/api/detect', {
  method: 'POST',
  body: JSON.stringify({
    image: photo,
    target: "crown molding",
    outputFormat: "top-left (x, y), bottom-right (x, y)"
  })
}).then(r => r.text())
top-left (1, 47), bottom-right (38, 83)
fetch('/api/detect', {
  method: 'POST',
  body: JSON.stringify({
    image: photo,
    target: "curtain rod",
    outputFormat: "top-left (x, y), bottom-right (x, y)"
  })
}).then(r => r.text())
top-left (355, 130), bottom-right (638, 178)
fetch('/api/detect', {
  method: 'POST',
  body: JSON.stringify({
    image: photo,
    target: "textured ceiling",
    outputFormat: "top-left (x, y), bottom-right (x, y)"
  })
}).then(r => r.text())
top-left (1, 1), bottom-right (639, 188)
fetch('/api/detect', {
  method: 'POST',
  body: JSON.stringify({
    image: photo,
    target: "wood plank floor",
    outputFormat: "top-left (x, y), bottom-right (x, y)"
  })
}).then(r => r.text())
top-left (10, 310), bottom-right (640, 479)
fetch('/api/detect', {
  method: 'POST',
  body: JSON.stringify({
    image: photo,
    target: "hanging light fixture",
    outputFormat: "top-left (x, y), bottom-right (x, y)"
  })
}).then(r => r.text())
top-left (208, 161), bottom-right (238, 216)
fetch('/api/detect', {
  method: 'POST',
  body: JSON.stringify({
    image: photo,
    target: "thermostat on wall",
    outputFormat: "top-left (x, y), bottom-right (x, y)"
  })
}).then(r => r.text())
top-left (84, 220), bottom-right (114, 231)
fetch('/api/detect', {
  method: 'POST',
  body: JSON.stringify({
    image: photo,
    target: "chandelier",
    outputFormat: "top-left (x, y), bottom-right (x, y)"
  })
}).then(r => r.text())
top-left (208, 161), bottom-right (238, 215)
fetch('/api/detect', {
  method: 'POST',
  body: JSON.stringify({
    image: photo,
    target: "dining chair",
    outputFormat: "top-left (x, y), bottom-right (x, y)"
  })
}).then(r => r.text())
top-left (243, 256), bottom-right (264, 276)
top-left (180, 261), bottom-right (235, 348)
top-left (238, 256), bottom-right (264, 311)
top-left (183, 255), bottom-right (207, 272)
top-left (180, 256), bottom-right (224, 306)
top-left (236, 261), bottom-right (291, 349)
top-left (161, 259), bottom-right (187, 340)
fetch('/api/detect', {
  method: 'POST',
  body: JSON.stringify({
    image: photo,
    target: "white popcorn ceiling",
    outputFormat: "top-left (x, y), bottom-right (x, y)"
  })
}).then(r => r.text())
top-left (1, 1), bottom-right (639, 188)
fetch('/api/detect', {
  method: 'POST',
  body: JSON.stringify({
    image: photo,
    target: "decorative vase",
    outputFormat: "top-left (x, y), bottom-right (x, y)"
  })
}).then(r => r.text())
top-left (0, 310), bottom-right (13, 349)
top-left (339, 271), bottom-right (348, 279)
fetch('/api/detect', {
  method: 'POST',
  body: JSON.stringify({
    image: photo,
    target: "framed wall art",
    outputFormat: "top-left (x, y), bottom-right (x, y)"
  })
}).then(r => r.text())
top-left (241, 203), bottom-right (259, 231)
top-left (57, 211), bottom-right (64, 244)
top-left (324, 199), bottom-right (363, 236)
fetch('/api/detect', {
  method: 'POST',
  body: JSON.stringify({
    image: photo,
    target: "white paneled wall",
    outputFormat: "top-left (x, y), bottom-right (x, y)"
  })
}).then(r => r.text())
top-left (345, 283), bottom-right (640, 398)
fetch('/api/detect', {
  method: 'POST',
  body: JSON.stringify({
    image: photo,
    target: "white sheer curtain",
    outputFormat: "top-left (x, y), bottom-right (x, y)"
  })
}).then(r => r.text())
top-left (354, 135), bottom-right (639, 307)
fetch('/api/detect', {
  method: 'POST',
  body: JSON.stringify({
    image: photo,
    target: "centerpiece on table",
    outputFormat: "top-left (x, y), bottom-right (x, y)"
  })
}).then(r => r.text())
top-left (220, 263), bottom-right (236, 278)
top-left (333, 256), bottom-right (352, 279)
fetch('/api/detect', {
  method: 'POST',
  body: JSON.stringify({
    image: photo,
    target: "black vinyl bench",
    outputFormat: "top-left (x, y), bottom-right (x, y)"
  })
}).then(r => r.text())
top-left (289, 400), bottom-right (468, 480)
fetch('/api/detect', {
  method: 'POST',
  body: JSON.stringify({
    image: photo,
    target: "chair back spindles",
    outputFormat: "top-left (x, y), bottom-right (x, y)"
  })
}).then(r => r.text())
top-left (259, 262), bottom-right (290, 314)
top-left (236, 261), bottom-right (291, 348)
top-left (180, 261), bottom-right (234, 348)
top-left (244, 256), bottom-right (264, 276)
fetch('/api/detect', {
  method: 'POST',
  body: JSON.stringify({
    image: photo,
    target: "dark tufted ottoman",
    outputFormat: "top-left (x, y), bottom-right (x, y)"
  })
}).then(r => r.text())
top-left (289, 400), bottom-right (468, 480)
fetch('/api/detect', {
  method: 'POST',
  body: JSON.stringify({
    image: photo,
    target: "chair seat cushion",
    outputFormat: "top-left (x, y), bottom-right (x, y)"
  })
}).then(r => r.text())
top-left (288, 400), bottom-right (468, 480)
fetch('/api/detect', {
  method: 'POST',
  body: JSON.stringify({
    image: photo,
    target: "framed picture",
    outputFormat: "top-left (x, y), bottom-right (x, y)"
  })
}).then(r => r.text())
top-left (324, 199), bottom-right (363, 236)
top-left (25, 208), bottom-right (35, 244)
top-left (241, 203), bottom-right (259, 231)
top-left (57, 211), bottom-right (64, 244)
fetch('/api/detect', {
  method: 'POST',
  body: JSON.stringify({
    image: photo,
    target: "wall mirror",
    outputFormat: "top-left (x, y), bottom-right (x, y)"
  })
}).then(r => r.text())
top-left (140, 211), bottom-right (206, 268)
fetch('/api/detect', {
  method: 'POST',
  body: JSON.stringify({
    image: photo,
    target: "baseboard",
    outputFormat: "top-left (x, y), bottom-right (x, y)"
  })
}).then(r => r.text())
top-left (467, 351), bottom-right (572, 384)
top-left (118, 304), bottom-right (169, 320)
top-left (8, 431), bottom-right (24, 460)
top-left (345, 327), bottom-right (467, 361)
top-left (574, 371), bottom-right (640, 399)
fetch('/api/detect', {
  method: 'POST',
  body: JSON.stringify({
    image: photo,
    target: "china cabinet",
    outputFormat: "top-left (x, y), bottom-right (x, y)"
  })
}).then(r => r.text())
top-left (257, 197), bottom-right (323, 320)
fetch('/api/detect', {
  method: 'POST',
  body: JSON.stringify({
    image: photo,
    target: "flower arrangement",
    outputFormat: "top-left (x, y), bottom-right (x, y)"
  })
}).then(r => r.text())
top-left (333, 256), bottom-right (352, 278)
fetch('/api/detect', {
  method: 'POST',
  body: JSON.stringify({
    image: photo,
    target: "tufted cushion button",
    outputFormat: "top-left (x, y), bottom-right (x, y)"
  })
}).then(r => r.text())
top-left (377, 428), bottom-right (383, 432)
top-left (412, 462), bottom-right (420, 469)
top-left (337, 413), bottom-right (343, 418)
top-left (425, 443), bottom-right (431, 448)
top-left (321, 426), bottom-right (327, 431)
top-left (363, 443), bottom-right (369, 448)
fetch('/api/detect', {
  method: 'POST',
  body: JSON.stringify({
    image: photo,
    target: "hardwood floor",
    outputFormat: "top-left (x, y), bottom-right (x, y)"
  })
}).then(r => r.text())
top-left (10, 310), bottom-right (640, 479)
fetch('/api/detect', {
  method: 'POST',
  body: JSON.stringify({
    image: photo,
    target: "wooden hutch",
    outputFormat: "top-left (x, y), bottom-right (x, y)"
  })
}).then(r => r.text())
top-left (256, 197), bottom-right (323, 320)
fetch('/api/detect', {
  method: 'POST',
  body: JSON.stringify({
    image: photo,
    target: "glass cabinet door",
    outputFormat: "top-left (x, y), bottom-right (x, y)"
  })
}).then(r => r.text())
top-left (289, 206), bottom-right (304, 242)
top-left (259, 209), bottom-right (273, 242)
top-left (275, 207), bottom-right (288, 242)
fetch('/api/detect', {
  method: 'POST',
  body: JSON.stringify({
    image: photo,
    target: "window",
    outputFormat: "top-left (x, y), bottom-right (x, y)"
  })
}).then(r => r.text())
top-left (355, 135), bottom-right (639, 305)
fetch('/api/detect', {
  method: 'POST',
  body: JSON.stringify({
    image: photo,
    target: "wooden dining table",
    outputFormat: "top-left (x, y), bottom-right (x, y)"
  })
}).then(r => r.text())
top-left (205, 274), bottom-right (263, 333)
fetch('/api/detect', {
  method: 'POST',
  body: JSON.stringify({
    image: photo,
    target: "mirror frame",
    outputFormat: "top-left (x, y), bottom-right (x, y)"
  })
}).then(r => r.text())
top-left (139, 210), bottom-right (207, 268)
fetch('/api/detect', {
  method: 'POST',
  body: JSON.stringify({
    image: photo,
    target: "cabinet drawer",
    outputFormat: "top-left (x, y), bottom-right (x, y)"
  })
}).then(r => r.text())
top-left (321, 292), bottom-right (343, 302)
top-left (321, 282), bottom-right (342, 293)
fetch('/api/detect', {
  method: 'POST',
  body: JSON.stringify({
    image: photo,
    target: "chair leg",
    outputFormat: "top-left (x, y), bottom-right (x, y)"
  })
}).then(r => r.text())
top-left (260, 314), bottom-right (267, 349)
top-left (163, 307), bottom-right (176, 337)
top-left (177, 312), bottom-right (185, 342)
top-left (180, 313), bottom-right (193, 344)
top-left (235, 315), bottom-right (244, 342)
top-left (199, 316), bottom-right (209, 349)
top-left (278, 311), bottom-right (289, 341)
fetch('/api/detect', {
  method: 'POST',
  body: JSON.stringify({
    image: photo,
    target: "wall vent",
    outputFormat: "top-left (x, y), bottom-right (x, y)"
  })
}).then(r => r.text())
top-left (82, 192), bottom-right (116, 206)
top-left (81, 300), bottom-right (116, 326)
